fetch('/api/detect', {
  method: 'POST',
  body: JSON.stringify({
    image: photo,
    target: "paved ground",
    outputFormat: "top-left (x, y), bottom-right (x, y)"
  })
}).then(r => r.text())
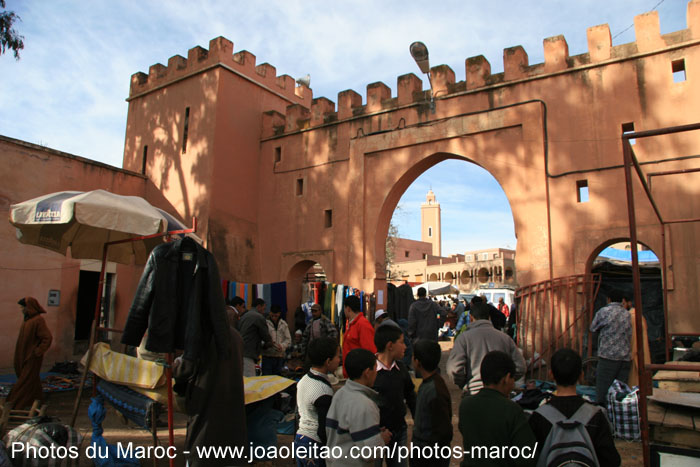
top-left (5, 341), bottom-right (643, 466)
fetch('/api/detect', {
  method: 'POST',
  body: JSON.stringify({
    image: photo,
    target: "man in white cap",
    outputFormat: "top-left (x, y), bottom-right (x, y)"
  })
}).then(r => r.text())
top-left (374, 309), bottom-right (400, 330)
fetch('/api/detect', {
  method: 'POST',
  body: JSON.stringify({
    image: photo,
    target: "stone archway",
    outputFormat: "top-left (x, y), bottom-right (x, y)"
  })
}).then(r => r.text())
top-left (368, 103), bottom-right (547, 310)
top-left (285, 259), bottom-right (329, 334)
top-left (585, 239), bottom-right (666, 362)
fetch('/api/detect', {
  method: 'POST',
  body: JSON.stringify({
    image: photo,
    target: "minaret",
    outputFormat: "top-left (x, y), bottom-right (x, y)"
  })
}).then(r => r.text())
top-left (421, 189), bottom-right (441, 257)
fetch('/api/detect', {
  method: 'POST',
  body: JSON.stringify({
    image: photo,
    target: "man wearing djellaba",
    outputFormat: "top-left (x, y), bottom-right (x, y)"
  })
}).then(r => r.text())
top-left (6, 297), bottom-right (53, 409)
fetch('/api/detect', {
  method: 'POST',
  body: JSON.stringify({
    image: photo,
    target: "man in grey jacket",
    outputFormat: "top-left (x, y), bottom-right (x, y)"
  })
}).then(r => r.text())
top-left (407, 287), bottom-right (440, 343)
top-left (446, 301), bottom-right (526, 395)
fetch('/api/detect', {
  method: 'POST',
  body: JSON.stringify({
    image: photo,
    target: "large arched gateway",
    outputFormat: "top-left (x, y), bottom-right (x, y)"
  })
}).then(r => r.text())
top-left (113, 6), bottom-right (700, 338)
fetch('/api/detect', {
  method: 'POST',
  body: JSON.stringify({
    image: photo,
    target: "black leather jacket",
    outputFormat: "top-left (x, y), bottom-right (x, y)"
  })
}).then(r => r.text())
top-left (121, 237), bottom-right (231, 361)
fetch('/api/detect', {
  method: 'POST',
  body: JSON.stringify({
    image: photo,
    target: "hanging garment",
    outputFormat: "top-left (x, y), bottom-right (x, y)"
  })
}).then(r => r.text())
top-left (270, 281), bottom-right (287, 318)
top-left (263, 284), bottom-right (273, 313)
top-left (121, 237), bottom-right (231, 361)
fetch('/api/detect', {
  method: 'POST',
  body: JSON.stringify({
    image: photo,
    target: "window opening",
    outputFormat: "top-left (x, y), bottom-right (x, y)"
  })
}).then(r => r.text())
top-left (577, 180), bottom-right (589, 203)
top-left (182, 107), bottom-right (190, 154)
top-left (296, 178), bottom-right (304, 196)
top-left (672, 59), bottom-right (686, 83)
top-left (622, 122), bottom-right (635, 145)
top-left (141, 145), bottom-right (148, 175)
top-left (428, 227), bottom-right (432, 237)
top-left (324, 210), bottom-right (332, 228)
top-left (274, 146), bottom-right (282, 163)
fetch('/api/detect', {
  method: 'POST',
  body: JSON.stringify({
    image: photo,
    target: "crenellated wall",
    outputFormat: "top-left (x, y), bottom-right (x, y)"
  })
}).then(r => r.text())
top-left (262, 5), bottom-right (700, 137)
top-left (128, 36), bottom-right (312, 108)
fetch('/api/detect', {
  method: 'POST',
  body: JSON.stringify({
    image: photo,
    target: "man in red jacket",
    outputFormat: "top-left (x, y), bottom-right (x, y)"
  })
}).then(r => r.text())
top-left (341, 295), bottom-right (376, 378)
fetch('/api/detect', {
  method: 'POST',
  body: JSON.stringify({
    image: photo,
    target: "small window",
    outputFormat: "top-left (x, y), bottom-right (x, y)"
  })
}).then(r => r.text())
top-left (466, 254), bottom-right (473, 261)
top-left (493, 253), bottom-right (499, 259)
top-left (428, 227), bottom-right (432, 237)
top-left (622, 122), bottom-right (635, 145)
top-left (182, 107), bottom-right (190, 154)
top-left (296, 178), bottom-right (304, 196)
top-left (422, 254), bottom-right (427, 259)
top-left (324, 210), bottom-right (332, 228)
top-left (672, 59), bottom-right (686, 83)
top-left (141, 145), bottom-right (148, 175)
top-left (274, 146), bottom-right (282, 163)
top-left (481, 253), bottom-right (489, 261)
top-left (577, 180), bottom-right (589, 203)
top-left (404, 251), bottom-right (409, 258)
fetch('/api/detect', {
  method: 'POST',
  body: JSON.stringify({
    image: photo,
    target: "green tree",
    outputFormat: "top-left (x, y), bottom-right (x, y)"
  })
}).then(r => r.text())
top-left (1, 1), bottom-right (24, 60)
top-left (384, 205), bottom-right (405, 280)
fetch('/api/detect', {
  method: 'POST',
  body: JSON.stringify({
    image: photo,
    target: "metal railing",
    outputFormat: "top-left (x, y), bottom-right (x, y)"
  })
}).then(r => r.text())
top-left (516, 273), bottom-right (601, 381)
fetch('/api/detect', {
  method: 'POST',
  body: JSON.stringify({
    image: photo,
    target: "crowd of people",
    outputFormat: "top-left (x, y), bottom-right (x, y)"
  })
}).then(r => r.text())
top-left (221, 285), bottom-right (633, 466)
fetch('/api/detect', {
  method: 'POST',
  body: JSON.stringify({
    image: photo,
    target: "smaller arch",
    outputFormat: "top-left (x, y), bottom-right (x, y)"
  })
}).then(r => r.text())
top-left (460, 271), bottom-right (470, 284)
top-left (477, 268), bottom-right (490, 283)
top-left (444, 271), bottom-right (454, 283)
top-left (505, 267), bottom-right (514, 281)
top-left (428, 273), bottom-right (439, 281)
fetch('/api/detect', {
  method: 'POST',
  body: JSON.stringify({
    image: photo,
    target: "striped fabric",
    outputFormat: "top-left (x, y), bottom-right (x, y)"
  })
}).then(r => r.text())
top-left (132, 375), bottom-right (295, 407)
top-left (81, 343), bottom-right (164, 389)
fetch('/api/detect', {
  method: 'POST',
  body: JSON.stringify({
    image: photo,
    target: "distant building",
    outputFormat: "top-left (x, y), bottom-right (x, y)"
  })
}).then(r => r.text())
top-left (390, 191), bottom-right (516, 291)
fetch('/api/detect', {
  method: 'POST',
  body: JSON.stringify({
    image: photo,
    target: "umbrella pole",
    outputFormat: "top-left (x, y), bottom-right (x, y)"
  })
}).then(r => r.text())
top-left (167, 353), bottom-right (175, 467)
top-left (70, 243), bottom-right (109, 427)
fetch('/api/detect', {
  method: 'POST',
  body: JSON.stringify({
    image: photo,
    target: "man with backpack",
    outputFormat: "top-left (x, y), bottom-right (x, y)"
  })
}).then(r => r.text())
top-left (529, 348), bottom-right (620, 467)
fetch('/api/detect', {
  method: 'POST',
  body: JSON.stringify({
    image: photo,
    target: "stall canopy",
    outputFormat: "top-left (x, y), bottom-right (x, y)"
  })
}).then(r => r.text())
top-left (10, 189), bottom-right (194, 264)
top-left (411, 281), bottom-right (459, 296)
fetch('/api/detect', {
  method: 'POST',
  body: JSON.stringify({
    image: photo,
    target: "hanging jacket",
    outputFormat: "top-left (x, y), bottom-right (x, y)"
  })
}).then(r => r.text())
top-left (121, 237), bottom-right (231, 362)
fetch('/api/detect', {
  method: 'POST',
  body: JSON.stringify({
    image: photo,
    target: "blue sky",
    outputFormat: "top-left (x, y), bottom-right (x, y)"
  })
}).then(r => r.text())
top-left (1, 0), bottom-right (688, 255)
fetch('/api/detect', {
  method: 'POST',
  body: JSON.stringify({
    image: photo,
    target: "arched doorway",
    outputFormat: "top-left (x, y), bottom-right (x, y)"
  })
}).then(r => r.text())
top-left (380, 156), bottom-right (517, 297)
top-left (286, 260), bottom-right (328, 335)
top-left (586, 240), bottom-right (665, 363)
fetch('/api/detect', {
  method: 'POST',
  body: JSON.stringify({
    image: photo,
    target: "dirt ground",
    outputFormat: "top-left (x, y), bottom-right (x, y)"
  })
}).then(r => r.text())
top-left (5, 342), bottom-right (643, 466)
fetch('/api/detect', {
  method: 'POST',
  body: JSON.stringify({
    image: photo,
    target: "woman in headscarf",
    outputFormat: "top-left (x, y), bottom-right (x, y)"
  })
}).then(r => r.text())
top-left (6, 297), bottom-right (52, 409)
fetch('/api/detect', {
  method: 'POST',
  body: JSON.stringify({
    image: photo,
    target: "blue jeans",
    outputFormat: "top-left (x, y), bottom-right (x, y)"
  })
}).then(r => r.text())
top-left (375, 425), bottom-right (407, 467)
top-left (295, 434), bottom-right (326, 467)
top-left (596, 357), bottom-right (631, 405)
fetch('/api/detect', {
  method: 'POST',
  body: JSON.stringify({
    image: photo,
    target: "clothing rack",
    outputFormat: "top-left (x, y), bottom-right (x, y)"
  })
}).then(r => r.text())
top-left (70, 218), bottom-right (197, 467)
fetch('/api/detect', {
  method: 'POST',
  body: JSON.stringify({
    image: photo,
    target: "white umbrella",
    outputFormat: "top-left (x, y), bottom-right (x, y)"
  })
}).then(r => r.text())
top-left (10, 189), bottom-right (189, 264)
top-left (411, 281), bottom-right (460, 296)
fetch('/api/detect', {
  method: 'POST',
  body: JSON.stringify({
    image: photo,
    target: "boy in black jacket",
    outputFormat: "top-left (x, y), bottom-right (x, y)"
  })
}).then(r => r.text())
top-left (373, 324), bottom-right (416, 467)
top-left (411, 339), bottom-right (452, 467)
top-left (528, 348), bottom-right (620, 466)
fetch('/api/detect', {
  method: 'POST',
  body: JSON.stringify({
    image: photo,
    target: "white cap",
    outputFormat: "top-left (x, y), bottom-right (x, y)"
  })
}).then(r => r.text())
top-left (375, 309), bottom-right (387, 320)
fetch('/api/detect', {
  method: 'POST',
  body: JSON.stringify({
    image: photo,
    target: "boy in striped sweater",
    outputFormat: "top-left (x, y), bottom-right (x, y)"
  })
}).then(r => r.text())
top-left (296, 337), bottom-right (341, 467)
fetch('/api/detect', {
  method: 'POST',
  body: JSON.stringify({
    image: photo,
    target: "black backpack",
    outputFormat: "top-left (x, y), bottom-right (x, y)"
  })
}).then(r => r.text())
top-left (534, 402), bottom-right (601, 467)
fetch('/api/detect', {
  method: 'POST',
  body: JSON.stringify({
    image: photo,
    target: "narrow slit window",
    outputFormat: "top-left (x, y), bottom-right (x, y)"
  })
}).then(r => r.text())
top-left (296, 178), bottom-right (304, 196)
top-left (141, 145), bottom-right (148, 175)
top-left (577, 180), bottom-right (589, 203)
top-left (672, 59), bottom-right (686, 83)
top-left (274, 146), bottom-right (282, 163)
top-left (622, 122), bottom-right (635, 145)
top-left (428, 227), bottom-right (432, 237)
top-left (324, 210), bottom-right (332, 228)
top-left (182, 107), bottom-right (190, 154)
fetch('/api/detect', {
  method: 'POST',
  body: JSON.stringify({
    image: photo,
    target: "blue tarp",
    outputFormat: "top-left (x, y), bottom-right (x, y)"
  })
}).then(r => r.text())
top-left (598, 247), bottom-right (658, 263)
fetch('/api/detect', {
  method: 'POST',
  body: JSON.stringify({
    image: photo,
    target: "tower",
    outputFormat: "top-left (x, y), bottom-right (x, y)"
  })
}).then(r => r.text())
top-left (421, 189), bottom-right (441, 257)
